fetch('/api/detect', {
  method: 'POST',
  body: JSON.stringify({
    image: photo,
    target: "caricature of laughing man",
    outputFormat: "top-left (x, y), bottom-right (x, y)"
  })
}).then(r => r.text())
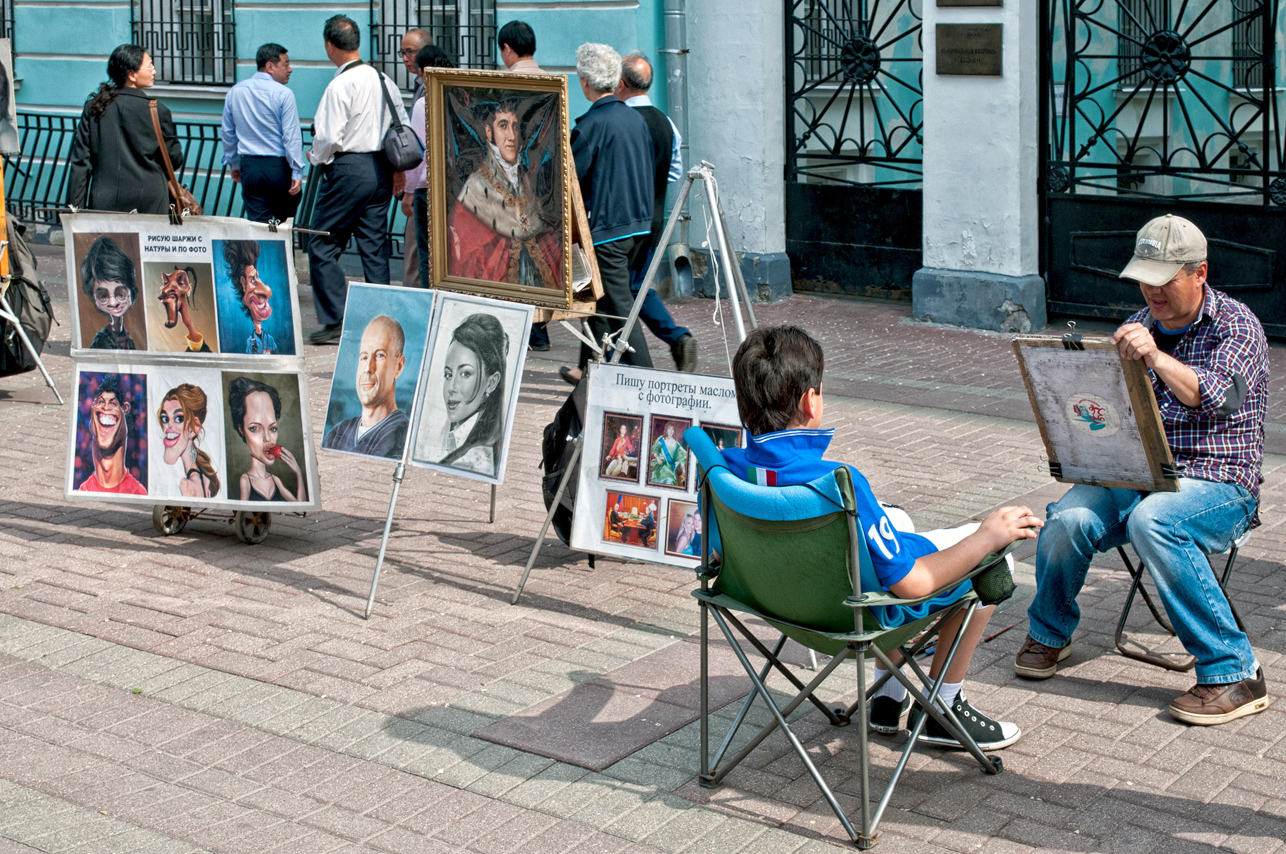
top-left (78, 375), bottom-right (147, 494)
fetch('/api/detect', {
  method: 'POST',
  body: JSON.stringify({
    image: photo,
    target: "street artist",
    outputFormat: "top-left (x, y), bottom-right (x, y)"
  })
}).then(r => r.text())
top-left (1016, 214), bottom-right (1270, 726)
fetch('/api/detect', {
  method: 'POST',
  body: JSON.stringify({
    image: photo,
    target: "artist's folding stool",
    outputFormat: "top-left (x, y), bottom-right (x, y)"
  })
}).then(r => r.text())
top-left (685, 428), bottom-right (1015, 849)
top-left (1114, 529), bottom-right (1253, 671)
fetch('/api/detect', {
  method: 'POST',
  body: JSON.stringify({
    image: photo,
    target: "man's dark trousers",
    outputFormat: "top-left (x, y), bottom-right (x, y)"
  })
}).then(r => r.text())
top-left (307, 152), bottom-right (393, 327)
top-left (239, 155), bottom-right (300, 224)
top-left (629, 245), bottom-right (689, 346)
top-left (581, 234), bottom-right (653, 369)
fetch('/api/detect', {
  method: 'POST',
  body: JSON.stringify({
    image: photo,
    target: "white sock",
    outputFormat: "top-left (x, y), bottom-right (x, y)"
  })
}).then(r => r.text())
top-left (937, 681), bottom-right (963, 709)
top-left (873, 667), bottom-right (908, 702)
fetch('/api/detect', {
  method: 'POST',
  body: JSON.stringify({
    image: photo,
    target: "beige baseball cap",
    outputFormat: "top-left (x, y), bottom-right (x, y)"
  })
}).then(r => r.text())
top-left (1119, 214), bottom-right (1207, 287)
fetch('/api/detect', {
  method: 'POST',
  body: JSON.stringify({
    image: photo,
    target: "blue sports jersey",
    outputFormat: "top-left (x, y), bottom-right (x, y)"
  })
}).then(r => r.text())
top-left (720, 428), bottom-right (938, 589)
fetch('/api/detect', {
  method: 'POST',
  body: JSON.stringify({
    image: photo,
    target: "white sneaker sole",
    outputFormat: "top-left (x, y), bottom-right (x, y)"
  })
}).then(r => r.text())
top-left (1169, 696), bottom-right (1270, 726)
top-left (916, 728), bottom-right (1022, 752)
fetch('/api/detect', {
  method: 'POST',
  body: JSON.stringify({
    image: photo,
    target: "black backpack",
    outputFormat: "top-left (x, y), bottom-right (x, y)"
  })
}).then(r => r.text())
top-left (0, 216), bottom-right (56, 376)
top-left (540, 379), bottom-right (587, 547)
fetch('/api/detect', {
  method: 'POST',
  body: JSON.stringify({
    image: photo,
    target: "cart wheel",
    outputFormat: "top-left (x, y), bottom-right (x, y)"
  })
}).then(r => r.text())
top-left (152, 505), bottom-right (189, 536)
top-left (234, 511), bottom-right (271, 544)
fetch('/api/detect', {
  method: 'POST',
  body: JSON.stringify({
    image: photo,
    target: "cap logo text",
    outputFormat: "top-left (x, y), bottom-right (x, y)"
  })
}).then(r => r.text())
top-left (1137, 237), bottom-right (1163, 257)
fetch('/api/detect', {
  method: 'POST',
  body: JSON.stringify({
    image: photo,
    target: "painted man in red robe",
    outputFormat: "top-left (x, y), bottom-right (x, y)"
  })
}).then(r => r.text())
top-left (447, 99), bottom-right (561, 290)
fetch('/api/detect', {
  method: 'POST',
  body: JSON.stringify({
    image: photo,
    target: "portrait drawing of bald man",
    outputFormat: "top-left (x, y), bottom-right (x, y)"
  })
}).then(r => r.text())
top-left (322, 314), bottom-right (410, 459)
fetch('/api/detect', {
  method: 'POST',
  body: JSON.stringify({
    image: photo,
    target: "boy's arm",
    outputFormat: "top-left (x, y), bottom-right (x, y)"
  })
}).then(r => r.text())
top-left (888, 506), bottom-right (1042, 599)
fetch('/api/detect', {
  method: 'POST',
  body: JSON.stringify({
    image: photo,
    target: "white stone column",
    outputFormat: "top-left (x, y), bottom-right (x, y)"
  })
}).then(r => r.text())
top-left (912, 0), bottom-right (1045, 332)
top-left (685, 0), bottom-right (791, 301)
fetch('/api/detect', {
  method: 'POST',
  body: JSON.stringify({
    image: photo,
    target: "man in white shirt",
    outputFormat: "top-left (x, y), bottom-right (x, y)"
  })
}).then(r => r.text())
top-left (306, 14), bottom-right (410, 344)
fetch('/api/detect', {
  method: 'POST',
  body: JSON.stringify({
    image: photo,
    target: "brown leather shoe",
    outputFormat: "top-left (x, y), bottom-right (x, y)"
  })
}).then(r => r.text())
top-left (1169, 668), bottom-right (1270, 725)
top-left (1013, 635), bottom-right (1071, 679)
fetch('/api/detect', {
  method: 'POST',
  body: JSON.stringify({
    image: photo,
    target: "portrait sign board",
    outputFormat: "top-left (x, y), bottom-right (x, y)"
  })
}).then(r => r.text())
top-left (425, 68), bottom-right (574, 310)
top-left (65, 358), bottom-right (320, 510)
top-left (570, 364), bottom-right (743, 569)
top-left (322, 283), bottom-right (435, 462)
top-left (409, 291), bottom-right (534, 485)
top-left (1012, 336), bottom-right (1178, 492)
top-left (62, 213), bottom-right (303, 358)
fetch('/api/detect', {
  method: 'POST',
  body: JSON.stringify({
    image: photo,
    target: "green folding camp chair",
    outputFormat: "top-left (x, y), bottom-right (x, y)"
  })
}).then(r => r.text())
top-left (685, 428), bottom-right (1015, 849)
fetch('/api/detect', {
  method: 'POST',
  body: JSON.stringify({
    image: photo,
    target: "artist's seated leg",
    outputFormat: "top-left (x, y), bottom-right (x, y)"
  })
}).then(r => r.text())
top-left (1126, 480), bottom-right (1260, 698)
top-left (1016, 484), bottom-right (1136, 678)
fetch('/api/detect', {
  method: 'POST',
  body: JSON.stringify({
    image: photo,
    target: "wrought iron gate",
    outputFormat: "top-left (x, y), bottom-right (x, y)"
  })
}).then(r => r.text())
top-left (1043, 0), bottom-right (1286, 335)
top-left (785, 0), bottom-right (923, 299)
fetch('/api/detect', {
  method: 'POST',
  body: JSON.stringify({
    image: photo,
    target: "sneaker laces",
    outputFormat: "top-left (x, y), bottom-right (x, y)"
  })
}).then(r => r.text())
top-left (1185, 683), bottom-right (1221, 702)
top-left (1020, 636), bottom-right (1056, 655)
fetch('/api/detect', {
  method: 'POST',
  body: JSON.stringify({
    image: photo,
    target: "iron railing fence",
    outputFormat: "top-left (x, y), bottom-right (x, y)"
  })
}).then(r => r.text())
top-left (3, 111), bottom-right (408, 261)
top-left (370, 0), bottom-right (497, 92)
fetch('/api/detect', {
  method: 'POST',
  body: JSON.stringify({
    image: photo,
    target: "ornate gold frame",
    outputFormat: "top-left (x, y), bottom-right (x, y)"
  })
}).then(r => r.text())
top-left (424, 68), bottom-right (574, 310)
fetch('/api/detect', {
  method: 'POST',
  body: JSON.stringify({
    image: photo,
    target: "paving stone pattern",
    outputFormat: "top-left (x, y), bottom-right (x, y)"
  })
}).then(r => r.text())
top-left (0, 246), bottom-right (1284, 851)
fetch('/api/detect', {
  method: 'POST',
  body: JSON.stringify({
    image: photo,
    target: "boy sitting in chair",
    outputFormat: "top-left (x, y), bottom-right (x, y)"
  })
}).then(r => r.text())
top-left (721, 326), bottom-right (1042, 749)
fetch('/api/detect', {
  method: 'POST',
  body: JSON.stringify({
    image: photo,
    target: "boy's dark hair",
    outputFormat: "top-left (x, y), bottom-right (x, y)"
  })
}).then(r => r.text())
top-left (497, 21), bottom-right (536, 57)
top-left (324, 15), bottom-right (360, 52)
top-left (80, 236), bottom-right (137, 302)
top-left (256, 43), bottom-right (287, 69)
top-left (732, 325), bottom-right (824, 436)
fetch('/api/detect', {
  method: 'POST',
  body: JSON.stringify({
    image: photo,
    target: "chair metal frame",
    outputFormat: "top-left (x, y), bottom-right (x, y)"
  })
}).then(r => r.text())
top-left (1114, 530), bottom-right (1251, 672)
top-left (690, 447), bottom-right (1011, 849)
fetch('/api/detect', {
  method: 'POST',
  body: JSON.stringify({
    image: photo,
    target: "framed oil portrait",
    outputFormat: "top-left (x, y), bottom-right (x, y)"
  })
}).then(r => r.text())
top-left (599, 412), bottom-right (643, 483)
top-left (646, 415), bottom-right (692, 491)
top-left (425, 69), bottom-right (573, 310)
top-left (664, 499), bottom-right (702, 561)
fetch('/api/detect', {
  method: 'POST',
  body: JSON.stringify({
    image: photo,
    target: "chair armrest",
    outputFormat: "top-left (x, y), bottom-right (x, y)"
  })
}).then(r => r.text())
top-left (841, 541), bottom-right (1019, 609)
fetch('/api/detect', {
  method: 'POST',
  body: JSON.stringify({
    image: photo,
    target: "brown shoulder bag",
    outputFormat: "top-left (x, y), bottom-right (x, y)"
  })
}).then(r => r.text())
top-left (149, 99), bottom-right (203, 215)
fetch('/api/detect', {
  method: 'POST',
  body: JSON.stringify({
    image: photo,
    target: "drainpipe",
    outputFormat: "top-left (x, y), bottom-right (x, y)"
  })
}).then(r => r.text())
top-left (661, 0), bottom-right (693, 296)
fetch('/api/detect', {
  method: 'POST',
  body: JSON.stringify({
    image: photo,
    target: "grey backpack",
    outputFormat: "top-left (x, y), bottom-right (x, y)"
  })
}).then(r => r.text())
top-left (378, 72), bottom-right (424, 172)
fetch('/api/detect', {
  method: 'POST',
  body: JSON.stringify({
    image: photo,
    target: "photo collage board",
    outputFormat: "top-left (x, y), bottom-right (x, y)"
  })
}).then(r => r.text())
top-left (570, 363), bottom-right (743, 569)
top-left (62, 213), bottom-right (320, 510)
top-left (319, 284), bottom-right (534, 487)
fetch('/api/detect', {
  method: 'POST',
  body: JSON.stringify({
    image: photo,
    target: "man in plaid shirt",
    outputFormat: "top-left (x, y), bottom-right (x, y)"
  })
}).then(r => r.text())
top-left (1015, 215), bottom-right (1270, 725)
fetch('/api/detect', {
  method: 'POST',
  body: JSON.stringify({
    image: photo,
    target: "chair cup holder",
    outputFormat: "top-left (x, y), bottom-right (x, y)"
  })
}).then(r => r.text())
top-left (972, 563), bottom-right (1016, 606)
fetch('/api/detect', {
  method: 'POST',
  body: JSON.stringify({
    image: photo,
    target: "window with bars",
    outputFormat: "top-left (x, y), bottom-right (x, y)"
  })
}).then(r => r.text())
top-left (370, 0), bottom-right (496, 92)
top-left (1117, 0), bottom-right (1163, 88)
top-left (132, 0), bottom-right (236, 86)
top-left (1232, 10), bottom-right (1264, 90)
top-left (0, 0), bottom-right (12, 42)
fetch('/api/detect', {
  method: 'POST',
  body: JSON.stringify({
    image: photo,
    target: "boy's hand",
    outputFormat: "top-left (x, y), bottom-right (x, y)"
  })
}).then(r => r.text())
top-left (979, 505), bottom-right (1043, 551)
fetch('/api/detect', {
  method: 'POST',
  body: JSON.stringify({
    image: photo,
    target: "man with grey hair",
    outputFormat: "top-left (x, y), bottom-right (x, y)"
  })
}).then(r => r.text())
top-left (559, 43), bottom-right (655, 382)
top-left (615, 50), bottom-right (696, 372)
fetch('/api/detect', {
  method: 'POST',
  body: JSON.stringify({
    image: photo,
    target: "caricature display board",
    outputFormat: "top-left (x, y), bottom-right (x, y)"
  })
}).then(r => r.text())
top-left (65, 358), bottom-right (321, 510)
top-left (1013, 336), bottom-right (1177, 493)
top-left (63, 214), bottom-right (303, 357)
top-left (322, 284), bottom-right (435, 462)
top-left (570, 364), bottom-right (743, 568)
top-left (409, 291), bottom-right (534, 485)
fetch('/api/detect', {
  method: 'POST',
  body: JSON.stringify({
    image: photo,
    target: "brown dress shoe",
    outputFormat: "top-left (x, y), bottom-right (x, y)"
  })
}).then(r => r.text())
top-left (1013, 635), bottom-right (1071, 679)
top-left (1169, 668), bottom-right (1270, 725)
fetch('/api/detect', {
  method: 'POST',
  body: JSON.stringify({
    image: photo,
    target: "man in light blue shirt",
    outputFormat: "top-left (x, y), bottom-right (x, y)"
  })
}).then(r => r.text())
top-left (222, 43), bottom-right (305, 223)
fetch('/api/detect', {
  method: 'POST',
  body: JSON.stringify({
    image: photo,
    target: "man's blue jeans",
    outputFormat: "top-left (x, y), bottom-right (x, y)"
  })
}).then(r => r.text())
top-left (629, 246), bottom-right (690, 347)
top-left (1028, 479), bottom-right (1258, 685)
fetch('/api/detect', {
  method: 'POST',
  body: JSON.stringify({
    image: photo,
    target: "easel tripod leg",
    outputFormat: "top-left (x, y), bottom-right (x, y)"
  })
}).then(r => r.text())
top-left (365, 463), bottom-right (406, 619)
top-left (489, 484), bottom-right (497, 524)
top-left (512, 440), bottom-right (583, 605)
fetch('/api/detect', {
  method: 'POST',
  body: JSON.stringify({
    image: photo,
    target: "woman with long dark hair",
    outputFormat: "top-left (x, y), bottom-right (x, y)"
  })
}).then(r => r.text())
top-left (156, 384), bottom-right (221, 499)
top-left (66, 44), bottom-right (184, 215)
top-left (426, 313), bottom-right (509, 476)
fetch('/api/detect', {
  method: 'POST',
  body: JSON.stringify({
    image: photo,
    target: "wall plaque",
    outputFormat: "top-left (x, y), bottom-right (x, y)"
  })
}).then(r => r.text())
top-left (936, 24), bottom-right (1003, 76)
top-left (938, 0), bottom-right (1002, 7)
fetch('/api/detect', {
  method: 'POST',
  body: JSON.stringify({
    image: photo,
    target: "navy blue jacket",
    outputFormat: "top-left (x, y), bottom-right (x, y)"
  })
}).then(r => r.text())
top-left (570, 96), bottom-right (653, 244)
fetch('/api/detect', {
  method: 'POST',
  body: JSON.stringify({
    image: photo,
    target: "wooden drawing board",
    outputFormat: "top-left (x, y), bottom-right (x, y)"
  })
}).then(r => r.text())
top-left (1013, 336), bottom-right (1178, 492)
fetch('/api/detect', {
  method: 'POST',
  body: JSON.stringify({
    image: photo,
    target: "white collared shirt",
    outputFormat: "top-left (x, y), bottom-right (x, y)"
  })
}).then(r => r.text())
top-left (308, 61), bottom-right (410, 166)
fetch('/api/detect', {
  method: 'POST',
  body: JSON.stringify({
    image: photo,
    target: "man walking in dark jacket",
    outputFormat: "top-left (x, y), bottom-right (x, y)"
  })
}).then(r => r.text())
top-left (617, 51), bottom-right (696, 372)
top-left (562, 43), bottom-right (655, 380)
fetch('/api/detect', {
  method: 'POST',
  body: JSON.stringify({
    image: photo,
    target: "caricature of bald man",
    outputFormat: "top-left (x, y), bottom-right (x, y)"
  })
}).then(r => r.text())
top-left (323, 315), bottom-right (410, 459)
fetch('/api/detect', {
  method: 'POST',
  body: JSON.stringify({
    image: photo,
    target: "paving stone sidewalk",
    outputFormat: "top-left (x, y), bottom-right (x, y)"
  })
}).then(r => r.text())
top-left (1, 246), bottom-right (1284, 852)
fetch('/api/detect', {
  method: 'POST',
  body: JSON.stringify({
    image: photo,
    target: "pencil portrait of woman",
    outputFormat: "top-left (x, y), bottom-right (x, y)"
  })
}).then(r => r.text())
top-left (156, 383), bottom-right (220, 499)
top-left (422, 313), bottom-right (509, 477)
top-left (227, 376), bottom-right (306, 502)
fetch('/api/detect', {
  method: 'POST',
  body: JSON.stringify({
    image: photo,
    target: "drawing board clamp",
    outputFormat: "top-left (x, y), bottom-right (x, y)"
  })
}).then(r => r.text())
top-left (1013, 335), bottom-right (1178, 493)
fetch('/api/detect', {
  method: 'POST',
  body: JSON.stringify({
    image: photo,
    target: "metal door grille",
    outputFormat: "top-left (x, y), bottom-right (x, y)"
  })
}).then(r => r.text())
top-left (132, 0), bottom-right (235, 86)
top-left (370, 0), bottom-right (496, 92)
